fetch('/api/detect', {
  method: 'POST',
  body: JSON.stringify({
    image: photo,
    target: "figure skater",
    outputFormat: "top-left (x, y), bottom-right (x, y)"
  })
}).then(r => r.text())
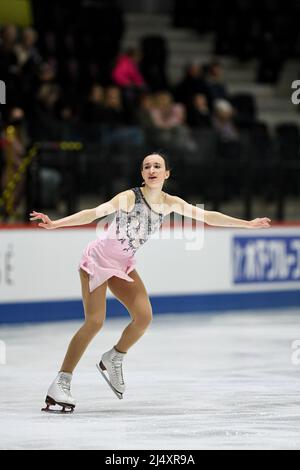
top-left (30, 153), bottom-right (271, 413)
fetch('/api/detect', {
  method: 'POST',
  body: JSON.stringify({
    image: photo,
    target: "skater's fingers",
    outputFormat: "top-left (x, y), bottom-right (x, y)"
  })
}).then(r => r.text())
top-left (32, 212), bottom-right (45, 217)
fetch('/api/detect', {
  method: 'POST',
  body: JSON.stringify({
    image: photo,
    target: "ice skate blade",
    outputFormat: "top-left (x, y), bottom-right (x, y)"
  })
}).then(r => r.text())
top-left (41, 395), bottom-right (75, 414)
top-left (96, 363), bottom-right (123, 400)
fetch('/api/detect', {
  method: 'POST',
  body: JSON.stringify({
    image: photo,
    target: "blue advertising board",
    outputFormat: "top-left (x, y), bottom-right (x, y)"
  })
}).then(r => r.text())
top-left (233, 236), bottom-right (300, 284)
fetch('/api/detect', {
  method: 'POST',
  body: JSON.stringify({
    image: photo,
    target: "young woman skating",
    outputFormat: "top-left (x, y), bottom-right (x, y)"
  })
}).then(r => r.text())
top-left (30, 153), bottom-right (271, 412)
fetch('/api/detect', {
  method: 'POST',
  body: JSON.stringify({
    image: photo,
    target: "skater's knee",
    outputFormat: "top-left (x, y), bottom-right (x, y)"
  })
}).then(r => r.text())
top-left (133, 307), bottom-right (153, 330)
top-left (85, 315), bottom-right (105, 332)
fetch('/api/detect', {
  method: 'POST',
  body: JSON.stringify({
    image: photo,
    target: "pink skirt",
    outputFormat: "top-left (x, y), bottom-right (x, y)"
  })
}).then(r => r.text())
top-left (79, 237), bottom-right (137, 292)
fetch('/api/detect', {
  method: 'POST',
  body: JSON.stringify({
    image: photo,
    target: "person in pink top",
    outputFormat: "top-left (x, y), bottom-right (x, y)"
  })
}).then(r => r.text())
top-left (112, 48), bottom-right (146, 88)
top-left (30, 153), bottom-right (271, 413)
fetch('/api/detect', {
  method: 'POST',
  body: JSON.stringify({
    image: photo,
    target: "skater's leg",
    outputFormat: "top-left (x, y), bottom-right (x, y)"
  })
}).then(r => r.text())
top-left (107, 270), bottom-right (152, 353)
top-left (60, 269), bottom-right (108, 373)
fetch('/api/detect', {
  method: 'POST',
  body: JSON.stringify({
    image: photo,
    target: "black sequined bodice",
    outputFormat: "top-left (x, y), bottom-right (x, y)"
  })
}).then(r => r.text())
top-left (106, 187), bottom-right (164, 254)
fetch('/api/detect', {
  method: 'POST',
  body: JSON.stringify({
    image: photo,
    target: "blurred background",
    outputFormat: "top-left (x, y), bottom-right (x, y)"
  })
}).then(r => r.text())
top-left (0, 0), bottom-right (300, 223)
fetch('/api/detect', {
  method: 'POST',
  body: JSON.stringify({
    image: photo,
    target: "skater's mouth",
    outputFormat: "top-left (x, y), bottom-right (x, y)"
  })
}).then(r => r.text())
top-left (149, 176), bottom-right (157, 180)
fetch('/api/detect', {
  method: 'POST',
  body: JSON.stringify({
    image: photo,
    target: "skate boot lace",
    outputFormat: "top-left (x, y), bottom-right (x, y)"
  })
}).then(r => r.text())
top-left (112, 356), bottom-right (124, 385)
top-left (57, 376), bottom-right (71, 396)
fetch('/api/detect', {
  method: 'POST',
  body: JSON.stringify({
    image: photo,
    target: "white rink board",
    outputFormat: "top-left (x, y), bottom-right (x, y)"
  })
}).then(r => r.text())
top-left (0, 225), bottom-right (299, 304)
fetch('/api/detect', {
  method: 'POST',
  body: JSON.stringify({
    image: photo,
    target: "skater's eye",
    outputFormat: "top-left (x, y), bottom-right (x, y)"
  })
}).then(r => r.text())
top-left (144, 164), bottom-right (161, 169)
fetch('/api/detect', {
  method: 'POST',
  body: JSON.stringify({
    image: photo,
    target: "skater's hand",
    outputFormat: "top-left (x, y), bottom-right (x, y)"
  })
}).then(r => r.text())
top-left (29, 211), bottom-right (56, 229)
top-left (248, 218), bottom-right (271, 229)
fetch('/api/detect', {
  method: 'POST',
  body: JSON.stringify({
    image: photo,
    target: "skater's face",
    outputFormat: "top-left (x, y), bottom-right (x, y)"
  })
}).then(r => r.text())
top-left (141, 154), bottom-right (170, 188)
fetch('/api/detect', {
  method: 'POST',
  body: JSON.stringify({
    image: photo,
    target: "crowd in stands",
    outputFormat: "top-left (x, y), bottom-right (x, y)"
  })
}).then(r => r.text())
top-left (0, 21), bottom-right (247, 152)
top-left (0, 0), bottom-right (299, 217)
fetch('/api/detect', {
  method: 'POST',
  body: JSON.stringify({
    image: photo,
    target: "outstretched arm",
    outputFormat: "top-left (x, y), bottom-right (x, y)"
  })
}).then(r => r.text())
top-left (170, 195), bottom-right (271, 229)
top-left (29, 190), bottom-right (132, 229)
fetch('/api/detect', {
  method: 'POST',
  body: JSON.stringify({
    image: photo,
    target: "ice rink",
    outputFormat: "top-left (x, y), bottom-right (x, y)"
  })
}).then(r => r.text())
top-left (0, 309), bottom-right (300, 450)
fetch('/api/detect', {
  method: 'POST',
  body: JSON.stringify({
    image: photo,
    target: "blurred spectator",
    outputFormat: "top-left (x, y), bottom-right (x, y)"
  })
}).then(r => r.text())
top-left (212, 99), bottom-right (239, 142)
top-left (101, 86), bottom-right (144, 146)
top-left (112, 48), bottom-right (147, 108)
top-left (0, 24), bottom-right (18, 73)
top-left (7, 107), bottom-right (28, 141)
top-left (148, 91), bottom-right (196, 150)
top-left (187, 94), bottom-right (211, 128)
top-left (59, 104), bottom-right (75, 123)
top-left (136, 92), bottom-right (154, 129)
top-left (0, 107), bottom-right (27, 218)
top-left (36, 83), bottom-right (61, 118)
top-left (174, 62), bottom-right (209, 106)
top-left (34, 62), bottom-right (60, 116)
top-left (37, 61), bottom-right (57, 85)
top-left (112, 48), bottom-right (146, 89)
top-left (81, 83), bottom-right (106, 123)
top-left (103, 86), bottom-right (130, 126)
top-left (56, 100), bottom-right (79, 140)
top-left (205, 62), bottom-right (229, 104)
top-left (14, 27), bottom-right (42, 112)
top-left (32, 82), bottom-right (62, 139)
top-left (149, 91), bottom-right (185, 129)
top-left (14, 27), bottom-right (40, 68)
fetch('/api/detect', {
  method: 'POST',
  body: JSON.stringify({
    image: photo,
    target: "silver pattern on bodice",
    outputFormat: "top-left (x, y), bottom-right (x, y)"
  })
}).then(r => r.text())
top-left (111, 187), bottom-right (164, 254)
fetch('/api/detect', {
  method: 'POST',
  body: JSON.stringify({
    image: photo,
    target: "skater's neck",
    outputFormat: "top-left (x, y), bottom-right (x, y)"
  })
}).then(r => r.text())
top-left (140, 186), bottom-right (164, 205)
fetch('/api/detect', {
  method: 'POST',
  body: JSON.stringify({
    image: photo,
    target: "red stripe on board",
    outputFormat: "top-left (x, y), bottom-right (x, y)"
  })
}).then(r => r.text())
top-left (0, 224), bottom-right (99, 230)
top-left (0, 221), bottom-right (300, 230)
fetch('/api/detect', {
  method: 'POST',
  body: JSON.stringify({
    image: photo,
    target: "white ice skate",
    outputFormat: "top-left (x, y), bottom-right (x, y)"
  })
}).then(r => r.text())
top-left (96, 347), bottom-right (126, 400)
top-left (42, 372), bottom-right (76, 413)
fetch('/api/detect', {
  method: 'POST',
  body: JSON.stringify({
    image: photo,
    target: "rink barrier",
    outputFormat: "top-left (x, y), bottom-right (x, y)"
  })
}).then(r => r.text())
top-left (0, 224), bottom-right (299, 324)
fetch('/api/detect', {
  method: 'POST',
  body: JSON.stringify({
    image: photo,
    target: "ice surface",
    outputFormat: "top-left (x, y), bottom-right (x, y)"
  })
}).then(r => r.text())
top-left (0, 309), bottom-right (300, 450)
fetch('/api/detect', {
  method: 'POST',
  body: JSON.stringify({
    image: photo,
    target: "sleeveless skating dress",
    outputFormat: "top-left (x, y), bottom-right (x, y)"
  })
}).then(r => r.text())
top-left (79, 187), bottom-right (165, 292)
